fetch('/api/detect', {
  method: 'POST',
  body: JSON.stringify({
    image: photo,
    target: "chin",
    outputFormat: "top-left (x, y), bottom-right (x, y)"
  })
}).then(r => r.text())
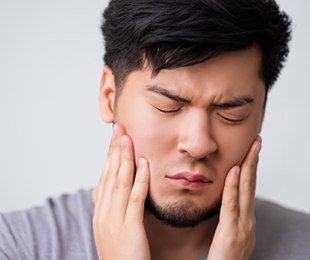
top-left (145, 194), bottom-right (221, 228)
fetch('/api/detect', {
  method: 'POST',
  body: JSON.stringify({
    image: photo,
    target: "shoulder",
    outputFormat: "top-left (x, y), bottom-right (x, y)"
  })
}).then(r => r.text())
top-left (252, 198), bottom-right (310, 260)
top-left (0, 189), bottom-right (97, 260)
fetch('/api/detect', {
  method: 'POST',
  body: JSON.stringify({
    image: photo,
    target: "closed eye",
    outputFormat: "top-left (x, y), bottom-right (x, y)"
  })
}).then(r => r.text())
top-left (217, 113), bottom-right (246, 122)
top-left (153, 106), bottom-right (182, 114)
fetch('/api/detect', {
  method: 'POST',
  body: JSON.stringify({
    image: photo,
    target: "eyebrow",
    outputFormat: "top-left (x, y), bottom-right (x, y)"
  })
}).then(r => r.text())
top-left (146, 84), bottom-right (254, 108)
top-left (213, 96), bottom-right (254, 109)
top-left (146, 85), bottom-right (191, 103)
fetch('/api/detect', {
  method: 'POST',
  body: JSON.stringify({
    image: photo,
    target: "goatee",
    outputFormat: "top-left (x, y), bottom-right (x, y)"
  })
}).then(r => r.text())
top-left (145, 195), bottom-right (221, 228)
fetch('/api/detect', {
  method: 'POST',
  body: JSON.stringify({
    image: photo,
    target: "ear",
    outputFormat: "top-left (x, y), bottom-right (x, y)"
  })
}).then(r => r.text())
top-left (99, 66), bottom-right (117, 123)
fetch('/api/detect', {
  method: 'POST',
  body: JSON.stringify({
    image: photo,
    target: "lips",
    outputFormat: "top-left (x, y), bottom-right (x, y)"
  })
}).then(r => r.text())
top-left (167, 172), bottom-right (212, 189)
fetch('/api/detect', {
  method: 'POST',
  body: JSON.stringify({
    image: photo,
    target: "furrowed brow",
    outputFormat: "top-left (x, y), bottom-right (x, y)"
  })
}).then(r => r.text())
top-left (146, 85), bottom-right (191, 103)
top-left (213, 96), bottom-right (254, 109)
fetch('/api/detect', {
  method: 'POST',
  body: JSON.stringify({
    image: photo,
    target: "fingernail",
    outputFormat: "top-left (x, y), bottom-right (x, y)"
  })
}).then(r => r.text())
top-left (113, 123), bottom-right (119, 136)
top-left (255, 143), bottom-right (262, 155)
top-left (138, 157), bottom-right (146, 169)
top-left (121, 135), bottom-right (127, 150)
top-left (256, 135), bottom-right (262, 143)
top-left (233, 165), bottom-right (240, 176)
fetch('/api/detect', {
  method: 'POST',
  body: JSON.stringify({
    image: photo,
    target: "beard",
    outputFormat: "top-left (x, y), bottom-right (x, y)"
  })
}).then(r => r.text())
top-left (145, 194), bottom-right (221, 228)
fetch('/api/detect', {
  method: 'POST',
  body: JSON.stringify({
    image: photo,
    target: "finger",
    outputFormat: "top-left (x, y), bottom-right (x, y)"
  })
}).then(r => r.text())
top-left (111, 135), bottom-right (136, 221)
top-left (219, 166), bottom-right (240, 227)
top-left (96, 124), bottom-right (126, 210)
top-left (103, 123), bottom-right (127, 181)
top-left (96, 124), bottom-right (122, 201)
top-left (125, 157), bottom-right (150, 223)
top-left (239, 136), bottom-right (262, 220)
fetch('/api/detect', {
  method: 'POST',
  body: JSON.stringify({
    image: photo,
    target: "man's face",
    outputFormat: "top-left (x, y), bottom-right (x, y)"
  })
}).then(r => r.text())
top-left (106, 46), bottom-right (265, 227)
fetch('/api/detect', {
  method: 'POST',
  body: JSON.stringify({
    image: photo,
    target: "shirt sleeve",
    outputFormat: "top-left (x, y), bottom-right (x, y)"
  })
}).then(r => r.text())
top-left (0, 213), bottom-right (27, 260)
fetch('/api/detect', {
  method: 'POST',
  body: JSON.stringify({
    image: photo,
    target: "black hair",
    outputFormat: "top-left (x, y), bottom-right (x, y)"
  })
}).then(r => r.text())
top-left (101, 0), bottom-right (292, 93)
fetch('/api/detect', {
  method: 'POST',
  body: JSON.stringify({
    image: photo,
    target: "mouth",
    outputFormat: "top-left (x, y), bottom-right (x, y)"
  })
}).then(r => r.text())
top-left (166, 172), bottom-right (213, 190)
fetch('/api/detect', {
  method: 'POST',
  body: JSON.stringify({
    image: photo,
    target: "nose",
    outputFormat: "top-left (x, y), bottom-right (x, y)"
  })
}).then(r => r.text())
top-left (177, 111), bottom-right (218, 159)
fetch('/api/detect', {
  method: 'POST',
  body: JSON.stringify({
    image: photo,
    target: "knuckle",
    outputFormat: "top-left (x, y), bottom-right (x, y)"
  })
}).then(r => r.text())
top-left (222, 199), bottom-right (239, 211)
top-left (130, 194), bottom-right (143, 204)
top-left (115, 179), bottom-right (131, 190)
top-left (224, 181), bottom-right (238, 191)
top-left (248, 218), bottom-right (256, 232)
top-left (241, 179), bottom-right (256, 193)
top-left (238, 232), bottom-right (247, 243)
top-left (121, 158), bottom-right (134, 170)
top-left (135, 175), bottom-right (148, 184)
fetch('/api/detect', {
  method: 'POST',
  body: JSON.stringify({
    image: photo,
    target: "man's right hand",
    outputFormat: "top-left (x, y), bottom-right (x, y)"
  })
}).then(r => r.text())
top-left (92, 123), bottom-right (151, 260)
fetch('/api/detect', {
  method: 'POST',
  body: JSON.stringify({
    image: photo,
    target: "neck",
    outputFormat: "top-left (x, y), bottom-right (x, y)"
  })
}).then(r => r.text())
top-left (144, 212), bottom-right (219, 260)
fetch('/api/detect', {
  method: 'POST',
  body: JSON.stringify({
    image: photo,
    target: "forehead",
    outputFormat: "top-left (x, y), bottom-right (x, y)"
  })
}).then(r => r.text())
top-left (154, 46), bottom-right (262, 84)
top-left (122, 46), bottom-right (264, 100)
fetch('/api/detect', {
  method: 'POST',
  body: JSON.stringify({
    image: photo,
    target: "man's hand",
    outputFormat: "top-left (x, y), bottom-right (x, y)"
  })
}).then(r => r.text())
top-left (207, 136), bottom-right (262, 260)
top-left (92, 123), bottom-right (151, 260)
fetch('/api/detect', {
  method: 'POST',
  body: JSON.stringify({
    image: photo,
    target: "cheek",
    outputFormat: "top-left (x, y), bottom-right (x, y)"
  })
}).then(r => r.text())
top-left (117, 103), bottom-right (173, 165)
top-left (128, 125), bottom-right (162, 161)
top-left (216, 121), bottom-right (261, 170)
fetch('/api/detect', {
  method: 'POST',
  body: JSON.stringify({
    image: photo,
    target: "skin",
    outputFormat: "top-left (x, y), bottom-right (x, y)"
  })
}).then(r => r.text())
top-left (93, 46), bottom-right (264, 259)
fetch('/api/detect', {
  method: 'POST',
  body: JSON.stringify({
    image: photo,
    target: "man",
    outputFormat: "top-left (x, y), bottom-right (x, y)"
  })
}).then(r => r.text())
top-left (1, 0), bottom-right (310, 259)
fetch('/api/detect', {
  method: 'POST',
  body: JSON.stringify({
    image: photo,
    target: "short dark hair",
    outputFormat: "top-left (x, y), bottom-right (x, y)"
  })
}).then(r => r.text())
top-left (101, 0), bottom-right (291, 93)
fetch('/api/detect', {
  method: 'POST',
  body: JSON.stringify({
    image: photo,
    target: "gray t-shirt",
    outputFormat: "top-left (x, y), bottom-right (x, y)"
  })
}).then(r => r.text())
top-left (1, 190), bottom-right (310, 260)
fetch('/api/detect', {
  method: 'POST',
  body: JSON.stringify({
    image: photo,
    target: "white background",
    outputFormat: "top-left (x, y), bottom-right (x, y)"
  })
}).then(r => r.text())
top-left (0, 0), bottom-right (309, 213)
